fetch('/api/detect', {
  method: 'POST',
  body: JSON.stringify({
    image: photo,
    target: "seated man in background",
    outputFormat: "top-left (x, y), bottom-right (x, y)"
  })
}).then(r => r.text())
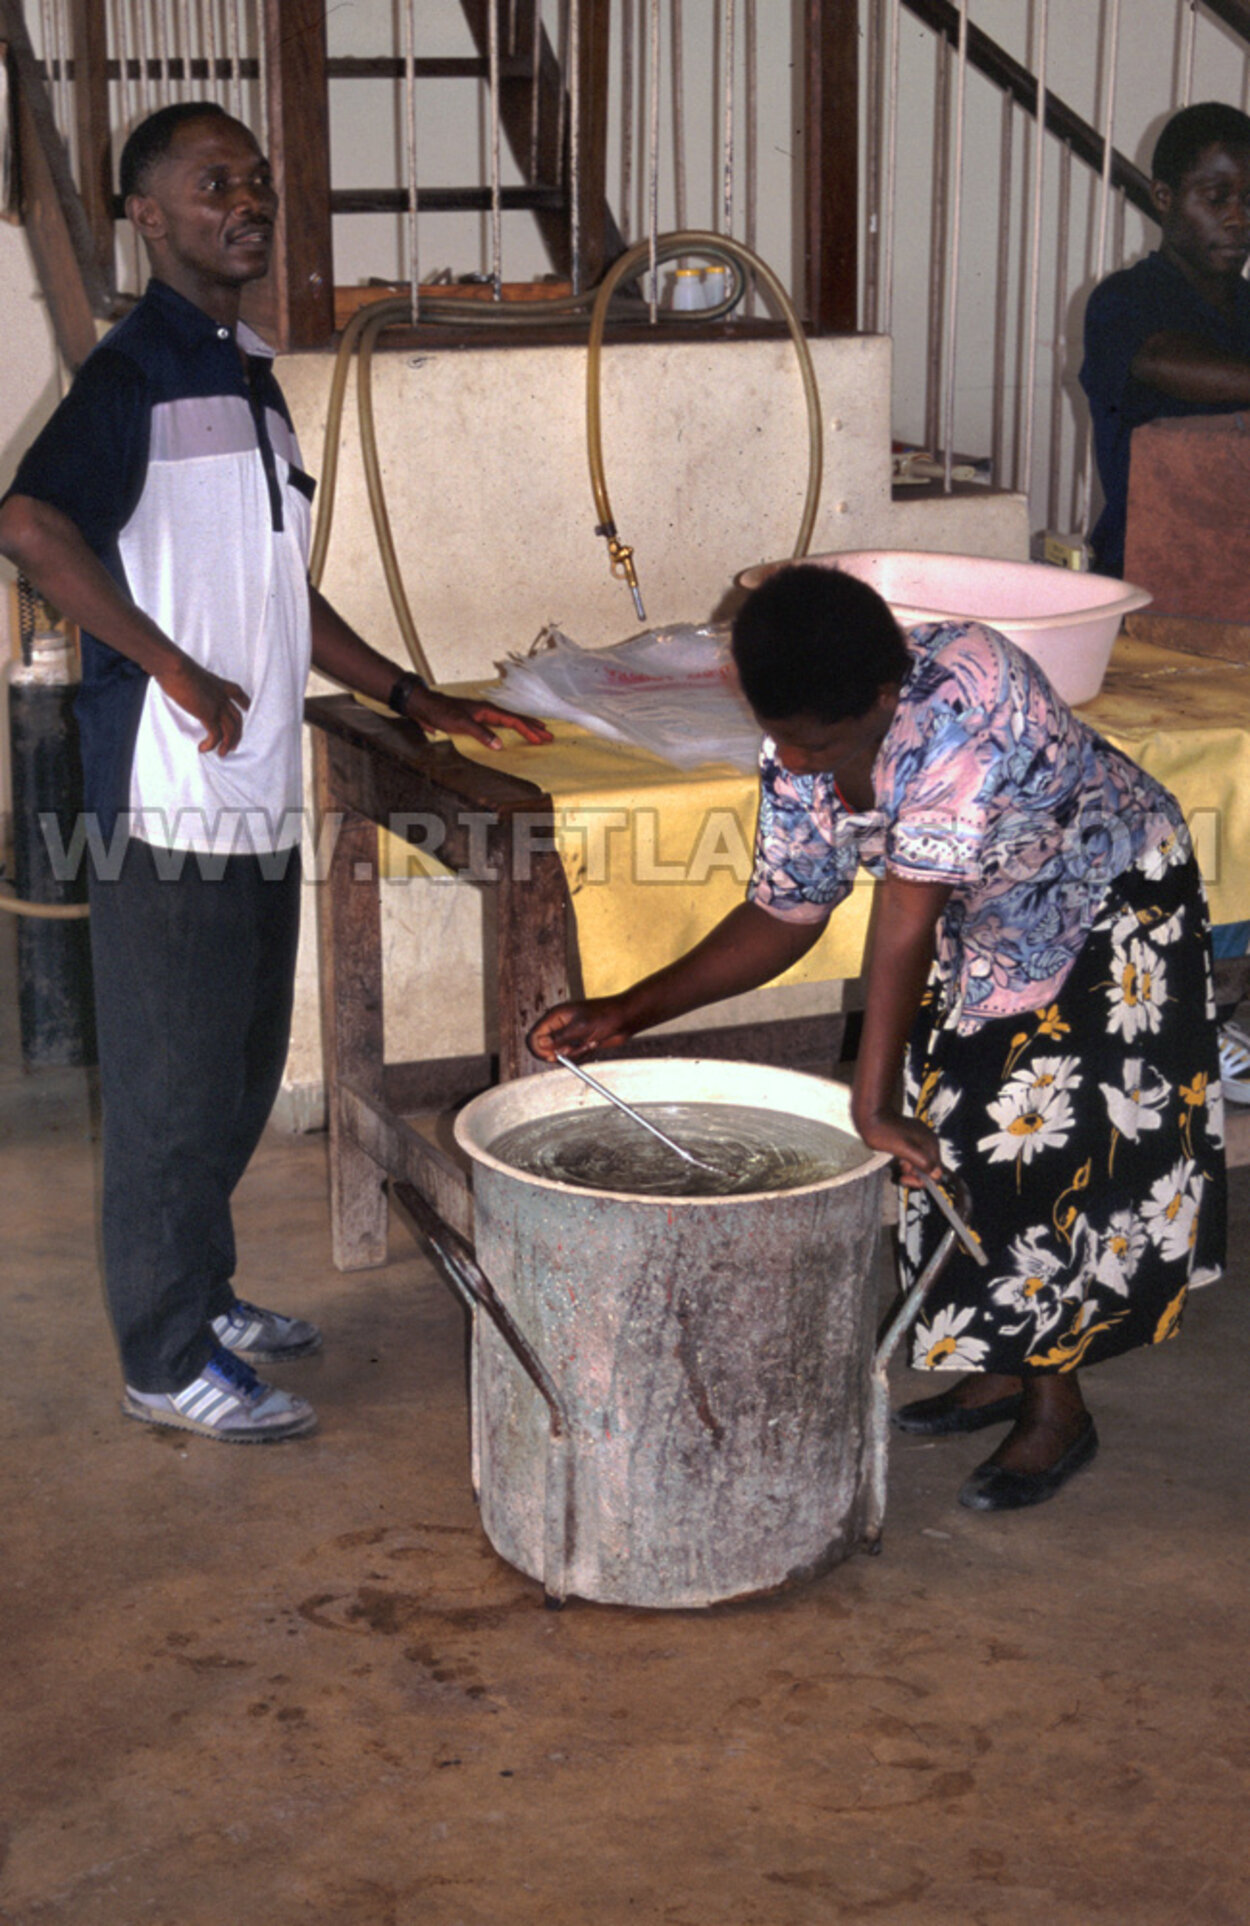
top-left (1081, 98), bottom-right (1250, 1102)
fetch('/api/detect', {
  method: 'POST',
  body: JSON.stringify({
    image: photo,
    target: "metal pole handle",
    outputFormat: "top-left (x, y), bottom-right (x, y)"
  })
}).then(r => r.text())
top-left (391, 1182), bottom-right (573, 1607)
top-left (863, 1172), bottom-right (984, 1551)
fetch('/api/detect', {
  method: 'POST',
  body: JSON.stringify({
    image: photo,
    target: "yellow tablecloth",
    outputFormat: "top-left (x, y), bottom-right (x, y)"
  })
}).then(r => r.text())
top-left (418, 634), bottom-right (1250, 998)
top-left (1081, 635), bottom-right (1250, 926)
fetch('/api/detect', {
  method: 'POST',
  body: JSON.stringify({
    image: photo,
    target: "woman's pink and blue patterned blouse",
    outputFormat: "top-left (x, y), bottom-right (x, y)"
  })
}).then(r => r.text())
top-left (747, 621), bottom-right (1189, 1031)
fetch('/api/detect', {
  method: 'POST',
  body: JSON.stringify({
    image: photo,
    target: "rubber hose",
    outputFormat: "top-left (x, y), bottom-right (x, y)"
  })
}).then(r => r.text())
top-left (355, 300), bottom-right (436, 684)
top-left (398, 268), bottom-right (746, 326)
top-left (310, 275), bottom-right (748, 589)
top-left (309, 297), bottom-right (400, 589)
top-left (0, 888), bottom-right (90, 919)
top-left (585, 232), bottom-right (824, 606)
top-left (309, 248), bottom-right (760, 672)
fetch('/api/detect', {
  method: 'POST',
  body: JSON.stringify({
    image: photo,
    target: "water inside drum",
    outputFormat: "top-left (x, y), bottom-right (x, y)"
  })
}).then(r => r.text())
top-left (487, 1100), bottom-right (870, 1197)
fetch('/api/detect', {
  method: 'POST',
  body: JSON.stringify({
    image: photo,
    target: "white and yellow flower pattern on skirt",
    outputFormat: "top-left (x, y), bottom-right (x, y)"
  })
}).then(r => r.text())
top-left (901, 850), bottom-right (1226, 1376)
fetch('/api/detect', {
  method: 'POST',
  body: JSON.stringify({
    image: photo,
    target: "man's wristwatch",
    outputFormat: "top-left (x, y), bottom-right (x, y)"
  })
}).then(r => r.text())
top-left (387, 669), bottom-right (428, 717)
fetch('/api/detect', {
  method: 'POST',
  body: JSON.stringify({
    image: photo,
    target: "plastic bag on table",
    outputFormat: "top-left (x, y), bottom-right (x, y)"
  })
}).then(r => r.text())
top-left (494, 624), bottom-right (764, 772)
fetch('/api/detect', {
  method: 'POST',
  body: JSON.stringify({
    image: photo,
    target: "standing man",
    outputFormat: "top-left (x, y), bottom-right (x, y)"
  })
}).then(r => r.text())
top-left (0, 102), bottom-right (549, 1443)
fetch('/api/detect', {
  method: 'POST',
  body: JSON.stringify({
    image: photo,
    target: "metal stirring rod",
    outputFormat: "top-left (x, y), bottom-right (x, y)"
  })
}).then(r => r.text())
top-left (920, 1173), bottom-right (989, 1268)
top-left (555, 1055), bottom-right (719, 1173)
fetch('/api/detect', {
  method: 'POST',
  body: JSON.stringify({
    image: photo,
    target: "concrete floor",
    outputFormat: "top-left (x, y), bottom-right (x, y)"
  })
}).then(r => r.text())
top-left (2, 931), bottom-right (1249, 1926)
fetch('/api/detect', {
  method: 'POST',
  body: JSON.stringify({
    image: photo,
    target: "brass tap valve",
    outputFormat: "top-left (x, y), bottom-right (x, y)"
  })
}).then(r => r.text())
top-left (595, 521), bottom-right (647, 623)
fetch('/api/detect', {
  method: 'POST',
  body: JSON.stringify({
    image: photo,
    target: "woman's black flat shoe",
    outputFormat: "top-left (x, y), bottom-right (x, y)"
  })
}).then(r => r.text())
top-left (891, 1390), bottom-right (1024, 1437)
top-left (957, 1418), bottom-right (1099, 1511)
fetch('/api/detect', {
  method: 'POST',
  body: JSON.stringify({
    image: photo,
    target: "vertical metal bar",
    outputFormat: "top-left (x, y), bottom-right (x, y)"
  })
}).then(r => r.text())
top-left (863, 0), bottom-right (883, 332)
top-left (555, 0), bottom-right (568, 201)
top-left (879, 0), bottom-right (900, 335)
top-left (254, 0), bottom-right (267, 147)
top-left (36, 3), bottom-right (52, 99)
top-left (141, 1), bottom-right (154, 114)
top-left (36, 4), bottom-right (62, 147)
top-left (137, 0), bottom-right (156, 111)
top-left (204, 0), bottom-right (219, 105)
top-left (529, 0), bottom-right (541, 177)
top-left (226, 0), bottom-right (241, 119)
top-left (402, 0), bottom-right (420, 320)
top-left (925, 30), bottom-right (949, 457)
top-left (646, 0), bottom-right (659, 321)
top-left (991, 95), bottom-right (1012, 490)
top-left (744, 0), bottom-right (756, 314)
top-left (1092, 0), bottom-right (1122, 282)
top-left (670, 0), bottom-right (686, 231)
top-left (488, 0), bottom-right (503, 297)
top-left (568, 0), bottom-right (580, 293)
top-left (176, 0), bottom-right (190, 98)
top-left (721, 0), bottom-right (735, 235)
top-left (941, 0), bottom-right (969, 492)
top-left (109, 0), bottom-right (139, 288)
top-left (619, 0), bottom-right (633, 243)
top-left (1181, 0), bottom-right (1197, 107)
top-left (1081, 0), bottom-right (1123, 538)
top-left (56, 2), bottom-right (75, 164)
top-left (1048, 140), bottom-right (1071, 533)
top-left (45, 2), bottom-right (67, 154)
top-left (115, 0), bottom-right (134, 125)
top-left (154, 0), bottom-right (173, 108)
top-left (1019, 0), bottom-right (1048, 502)
top-left (636, 0), bottom-right (646, 245)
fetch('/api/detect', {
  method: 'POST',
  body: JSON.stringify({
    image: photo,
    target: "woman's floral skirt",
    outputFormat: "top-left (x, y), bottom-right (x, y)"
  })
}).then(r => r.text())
top-left (900, 849), bottom-right (1226, 1375)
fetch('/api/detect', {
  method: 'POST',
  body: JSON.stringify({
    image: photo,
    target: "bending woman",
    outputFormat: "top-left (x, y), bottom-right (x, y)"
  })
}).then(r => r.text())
top-left (529, 565), bottom-right (1226, 1514)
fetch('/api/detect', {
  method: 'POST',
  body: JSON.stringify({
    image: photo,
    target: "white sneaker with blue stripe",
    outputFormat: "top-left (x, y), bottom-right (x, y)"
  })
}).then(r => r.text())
top-left (123, 1344), bottom-right (317, 1442)
top-left (210, 1297), bottom-right (322, 1361)
top-left (1218, 1023), bottom-right (1250, 1106)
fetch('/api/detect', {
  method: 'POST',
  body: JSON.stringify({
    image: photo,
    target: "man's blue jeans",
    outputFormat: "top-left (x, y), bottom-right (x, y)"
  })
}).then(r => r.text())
top-left (87, 837), bottom-right (301, 1390)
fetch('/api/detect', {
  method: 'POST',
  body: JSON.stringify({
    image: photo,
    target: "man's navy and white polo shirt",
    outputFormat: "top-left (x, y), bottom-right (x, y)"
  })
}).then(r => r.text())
top-left (9, 277), bottom-right (314, 856)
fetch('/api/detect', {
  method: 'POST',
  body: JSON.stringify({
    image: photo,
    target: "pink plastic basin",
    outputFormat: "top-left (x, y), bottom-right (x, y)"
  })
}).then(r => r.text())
top-left (736, 549), bottom-right (1152, 705)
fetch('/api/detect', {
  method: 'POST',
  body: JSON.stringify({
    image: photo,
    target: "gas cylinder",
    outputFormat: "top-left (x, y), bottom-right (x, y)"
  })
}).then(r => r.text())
top-left (8, 624), bottom-right (96, 1068)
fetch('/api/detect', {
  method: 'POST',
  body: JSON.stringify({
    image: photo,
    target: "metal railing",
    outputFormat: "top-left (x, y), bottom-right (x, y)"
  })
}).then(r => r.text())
top-left (2, 0), bottom-right (858, 351)
top-left (870, 0), bottom-right (1250, 551)
top-left (8, 0), bottom-right (1250, 546)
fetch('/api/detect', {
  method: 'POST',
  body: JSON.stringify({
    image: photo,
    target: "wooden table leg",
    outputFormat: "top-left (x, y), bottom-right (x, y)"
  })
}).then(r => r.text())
top-left (313, 732), bottom-right (390, 1269)
top-left (495, 832), bottom-right (576, 1081)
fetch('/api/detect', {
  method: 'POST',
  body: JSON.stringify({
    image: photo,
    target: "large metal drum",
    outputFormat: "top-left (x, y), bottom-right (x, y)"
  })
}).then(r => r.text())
top-left (453, 1059), bottom-right (892, 1609)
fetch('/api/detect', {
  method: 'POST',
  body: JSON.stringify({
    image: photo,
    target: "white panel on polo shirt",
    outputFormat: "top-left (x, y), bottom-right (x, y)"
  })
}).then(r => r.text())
top-left (120, 393), bottom-right (313, 858)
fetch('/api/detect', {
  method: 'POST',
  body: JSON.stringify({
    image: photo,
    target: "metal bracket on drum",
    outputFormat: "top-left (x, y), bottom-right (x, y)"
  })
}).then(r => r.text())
top-left (389, 1181), bottom-right (574, 1609)
top-left (862, 1174), bottom-right (985, 1554)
